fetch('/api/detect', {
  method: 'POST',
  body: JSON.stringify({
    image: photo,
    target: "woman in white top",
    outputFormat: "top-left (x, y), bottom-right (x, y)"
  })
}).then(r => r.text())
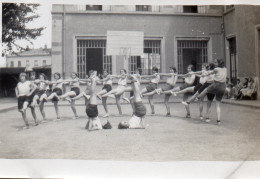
top-left (31, 73), bottom-right (49, 121)
top-left (102, 69), bottom-right (128, 115)
top-left (139, 66), bottom-right (160, 115)
top-left (96, 70), bottom-right (113, 118)
top-left (47, 73), bottom-right (64, 120)
top-left (195, 59), bottom-right (227, 125)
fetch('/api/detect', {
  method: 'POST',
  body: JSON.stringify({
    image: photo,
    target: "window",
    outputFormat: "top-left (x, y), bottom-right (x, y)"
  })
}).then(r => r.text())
top-left (43, 60), bottom-right (46, 66)
top-left (177, 40), bottom-right (208, 74)
top-left (34, 60), bottom-right (38, 67)
top-left (136, 5), bottom-right (152, 12)
top-left (86, 5), bottom-right (102, 11)
top-left (18, 61), bottom-right (21, 67)
top-left (10, 61), bottom-right (14, 67)
top-left (183, 6), bottom-right (198, 13)
top-left (77, 40), bottom-right (112, 79)
top-left (128, 40), bottom-right (161, 75)
top-left (26, 60), bottom-right (29, 67)
top-left (228, 37), bottom-right (237, 84)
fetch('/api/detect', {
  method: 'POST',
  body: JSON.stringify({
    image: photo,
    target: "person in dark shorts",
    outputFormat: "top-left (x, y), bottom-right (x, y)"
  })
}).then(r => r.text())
top-left (47, 73), bottom-right (63, 120)
top-left (139, 67), bottom-right (160, 115)
top-left (96, 70), bottom-right (113, 118)
top-left (118, 74), bottom-right (146, 129)
top-left (15, 73), bottom-right (38, 129)
top-left (194, 59), bottom-right (227, 125)
top-left (85, 71), bottom-right (103, 131)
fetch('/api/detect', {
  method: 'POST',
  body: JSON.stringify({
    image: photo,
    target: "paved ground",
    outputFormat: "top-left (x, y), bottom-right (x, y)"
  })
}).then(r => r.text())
top-left (0, 99), bottom-right (260, 161)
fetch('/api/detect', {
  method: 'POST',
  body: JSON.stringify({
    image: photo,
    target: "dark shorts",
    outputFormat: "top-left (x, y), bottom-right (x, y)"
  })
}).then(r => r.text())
top-left (207, 93), bottom-right (215, 101)
top-left (180, 83), bottom-right (192, 90)
top-left (134, 102), bottom-right (146, 117)
top-left (35, 90), bottom-right (46, 104)
top-left (194, 83), bottom-right (203, 93)
top-left (26, 89), bottom-right (38, 103)
top-left (162, 83), bottom-right (174, 91)
top-left (198, 82), bottom-right (212, 94)
top-left (86, 104), bottom-right (98, 118)
top-left (52, 88), bottom-right (62, 102)
top-left (71, 87), bottom-right (80, 96)
top-left (102, 84), bottom-right (112, 93)
top-left (146, 83), bottom-right (157, 92)
top-left (17, 96), bottom-right (30, 111)
top-left (130, 91), bottom-right (134, 97)
top-left (207, 82), bottom-right (226, 101)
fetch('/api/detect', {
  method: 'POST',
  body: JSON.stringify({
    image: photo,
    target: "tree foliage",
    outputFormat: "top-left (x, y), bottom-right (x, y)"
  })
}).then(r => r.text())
top-left (2, 3), bottom-right (45, 54)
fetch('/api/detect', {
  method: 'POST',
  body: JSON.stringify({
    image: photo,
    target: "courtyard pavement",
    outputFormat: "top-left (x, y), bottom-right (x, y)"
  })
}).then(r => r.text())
top-left (0, 98), bottom-right (260, 161)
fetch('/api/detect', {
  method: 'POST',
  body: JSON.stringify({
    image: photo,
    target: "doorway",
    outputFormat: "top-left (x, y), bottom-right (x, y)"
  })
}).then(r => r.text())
top-left (228, 37), bottom-right (237, 85)
top-left (182, 49), bottom-right (201, 73)
top-left (86, 48), bottom-right (103, 75)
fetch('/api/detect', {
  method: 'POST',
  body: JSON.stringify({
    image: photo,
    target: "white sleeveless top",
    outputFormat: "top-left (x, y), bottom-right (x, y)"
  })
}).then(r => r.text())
top-left (52, 79), bottom-right (63, 89)
top-left (199, 70), bottom-right (208, 84)
top-left (151, 74), bottom-right (160, 84)
top-left (70, 78), bottom-right (80, 88)
top-left (103, 76), bottom-right (113, 86)
top-left (118, 77), bottom-right (127, 86)
top-left (38, 81), bottom-right (49, 91)
top-left (214, 67), bottom-right (227, 83)
top-left (17, 81), bottom-right (31, 96)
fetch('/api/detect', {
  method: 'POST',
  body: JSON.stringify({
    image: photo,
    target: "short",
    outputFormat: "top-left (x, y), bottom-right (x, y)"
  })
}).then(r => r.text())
top-left (198, 82), bottom-right (212, 94)
top-left (71, 87), bottom-right (80, 96)
top-left (17, 96), bottom-right (30, 111)
top-left (161, 83), bottom-right (174, 91)
top-left (207, 93), bottom-right (215, 101)
top-left (86, 104), bottom-right (98, 118)
top-left (102, 84), bottom-right (112, 92)
top-left (207, 82), bottom-right (226, 101)
top-left (134, 101), bottom-right (146, 117)
top-left (26, 89), bottom-right (38, 103)
top-left (194, 83), bottom-right (203, 93)
top-left (35, 90), bottom-right (46, 104)
top-left (85, 116), bottom-right (102, 130)
top-left (130, 91), bottom-right (134, 97)
top-left (180, 83), bottom-right (192, 90)
top-left (146, 83), bottom-right (157, 92)
top-left (52, 88), bottom-right (62, 102)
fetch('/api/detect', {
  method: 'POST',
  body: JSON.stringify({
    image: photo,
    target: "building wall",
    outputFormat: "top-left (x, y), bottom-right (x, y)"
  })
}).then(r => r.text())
top-left (6, 55), bottom-right (51, 68)
top-left (52, 11), bottom-right (224, 78)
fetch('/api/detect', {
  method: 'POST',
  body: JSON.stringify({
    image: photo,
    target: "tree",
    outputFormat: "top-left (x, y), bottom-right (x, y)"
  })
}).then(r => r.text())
top-left (2, 3), bottom-right (45, 54)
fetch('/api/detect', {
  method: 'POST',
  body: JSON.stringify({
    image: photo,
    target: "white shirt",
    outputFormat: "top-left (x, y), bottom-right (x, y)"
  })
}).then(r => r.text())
top-left (199, 70), bottom-right (208, 84)
top-left (17, 81), bottom-right (31, 96)
top-left (70, 78), bottom-right (80, 88)
top-left (38, 81), bottom-right (49, 91)
top-left (103, 76), bottom-right (113, 86)
top-left (185, 74), bottom-right (195, 85)
top-left (214, 67), bottom-right (227, 83)
top-left (118, 77), bottom-right (127, 86)
top-left (151, 74), bottom-right (160, 84)
top-left (52, 79), bottom-right (63, 89)
top-left (166, 73), bottom-right (178, 86)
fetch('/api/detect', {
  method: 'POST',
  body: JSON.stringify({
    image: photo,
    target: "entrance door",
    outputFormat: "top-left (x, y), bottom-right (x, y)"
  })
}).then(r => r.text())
top-left (258, 29), bottom-right (260, 99)
top-left (86, 48), bottom-right (103, 75)
top-left (182, 49), bottom-right (201, 73)
top-left (228, 37), bottom-right (237, 85)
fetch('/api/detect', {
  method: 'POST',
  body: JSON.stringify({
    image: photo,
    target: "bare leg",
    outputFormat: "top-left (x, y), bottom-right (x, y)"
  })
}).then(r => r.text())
top-left (164, 94), bottom-right (171, 115)
top-left (183, 93), bottom-right (190, 117)
top-left (32, 95), bottom-right (39, 107)
top-left (199, 96), bottom-right (205, 119)
top-left (130, 98), bottom-right (135, 114)
top-left (216, 101), bottom-right (221, 124)
top-left (39, 102), bottom-right (46, 120)
top-left (205, 100), bottom-right (213, 121)
top-left (187, 92), bottom-right (199, 103)
top-left (140, 88), bottom-right (148, 96)
top-left (48, 93), bottom-right (58, 101)
top-left (72, 92), bottom-right (85, 101)
top-left (161, 86), bottom-right (180, 95)
top-left (71, 100), bottom-right (78, 118)
top-left (175, 87), bottom-right (194, 95)
top-left (143, 90), bottom-right (157, 96)
top-left (53, 101), bottom-right (60, 119)
top-left (102, 88), bottom-right (119, 97)
top-left (21, 111), bottom-right (29, 128)
top-left (115, 95), bottom-right (122, 115)
top-left (60, 91), bottom-right (76, 99)
top-left (30, 107), bottom-right (38, 125)
top-left (102, 97), bottom-right (109, 117)
top-left (148, 95), bottom-right (155, 114)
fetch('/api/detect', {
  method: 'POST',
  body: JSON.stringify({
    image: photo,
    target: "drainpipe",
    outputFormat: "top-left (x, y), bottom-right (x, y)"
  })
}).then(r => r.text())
top-left (62, 5), bottom-right (66, 79)
top-left (222, 12), bottom-right (226, 64)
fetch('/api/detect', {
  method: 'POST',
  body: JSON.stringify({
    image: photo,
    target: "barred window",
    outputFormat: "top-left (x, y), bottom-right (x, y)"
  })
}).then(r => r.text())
top-left (86, 5), bottom-right (102, 11)
top-left (183, 6), bottom-right (198, 13)
top-left (136, 5), bottom-right (152, 12)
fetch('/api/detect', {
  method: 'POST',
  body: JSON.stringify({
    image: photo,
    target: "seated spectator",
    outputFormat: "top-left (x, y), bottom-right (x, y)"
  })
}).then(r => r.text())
top-left (224, 77), bottom-right (233, 99)
top-left (231, 78), bottom-right (243, 99)
top-left (239, 77), bottom-right (257, 100)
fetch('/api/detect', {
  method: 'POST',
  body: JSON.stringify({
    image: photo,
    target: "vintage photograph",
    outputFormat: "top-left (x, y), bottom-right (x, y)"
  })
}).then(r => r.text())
top-left (1, 2), bottom-right (260, 178)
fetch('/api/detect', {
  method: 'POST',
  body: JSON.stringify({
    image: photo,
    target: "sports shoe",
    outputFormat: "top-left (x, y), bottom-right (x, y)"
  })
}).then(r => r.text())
top-left (205, 118), bottom-right (210, 123)
top-left (84, 95), bottom-right (90, 100)
top-left (194, 97), bottom-right (199, 102)
top-left (199, 116), bottom-right (203, 121)
top-left (102, 113), bottom-right (109, 118)
top-left (217, 120), bottom-right (221, 125)
top-left (34, 122), bottom-right (39, 126)
top-left (66, 98), bottom-right (72, 103)
top-left (172, 92), bottom-right (177, 96)
top-left (73, 116), bottom-right (79, 120)
top-left (108, 94), bottom-right (115, 99)
top-left (166, 113), bottom-right (171, 117)
top-left (97, 94), bottom-right (102, 100)
top-left (54, 117), bottom-right (61, 121)
top-left (23, 125), bottom-right (30, 130)
top-left (155, 89), bottom-right (161, 95)
top-left (186, 114), bottom-right (191, 118)
top-left (122, 97), bottom-right (130, 103)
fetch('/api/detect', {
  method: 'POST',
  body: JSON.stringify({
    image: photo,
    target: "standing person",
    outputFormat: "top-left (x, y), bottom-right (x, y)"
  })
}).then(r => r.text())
top-left (118, 74), bottom-right (146, 129)
top-left (85, 71), bottom-right (103, 131)
top-left (59, 72), bottom-right (81, 119)
top-left (143, 66), bottom-right (178, 116)
top-left (31, 73), bottom-right (49, 121)
top-left (192, 59), bottom-right (227, 125)
top-left (15, 73), bottom-right (38, 129)
top-left (163, 65), bottom-right (196, 118)
top-left (96, 70), bottom-right (113, 118)
top-left (47, 72), bottom-right (63, 120)
top-left (139, 66), bottom-right (160, 115)
top-left (102, 69), bottom-right (128, 116)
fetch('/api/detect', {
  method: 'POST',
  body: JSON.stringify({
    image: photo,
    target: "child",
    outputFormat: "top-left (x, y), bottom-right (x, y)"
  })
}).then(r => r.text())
top-left (15, 73), bottom-right (38, 129)
top-left (102, 69), bottom-right (128, 115)
top-left (195, 59), bottom-right (227, 125)
top-left (118, 74), bottom-right (146, 129)
top-left (47, 72), bottom-right (63, 120)
top-left (31, 73), bottom-right (49, 121)
top-left (96, 70), bottom-right (113, 117)
top-left (85, 71), bottom-right (103, 131)
top-left (139, 66), bottom-right (160, 115)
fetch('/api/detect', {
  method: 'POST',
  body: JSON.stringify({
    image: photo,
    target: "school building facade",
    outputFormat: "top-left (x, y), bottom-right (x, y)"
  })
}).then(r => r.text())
top-left (51, 5), bottom-right (260, 98)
